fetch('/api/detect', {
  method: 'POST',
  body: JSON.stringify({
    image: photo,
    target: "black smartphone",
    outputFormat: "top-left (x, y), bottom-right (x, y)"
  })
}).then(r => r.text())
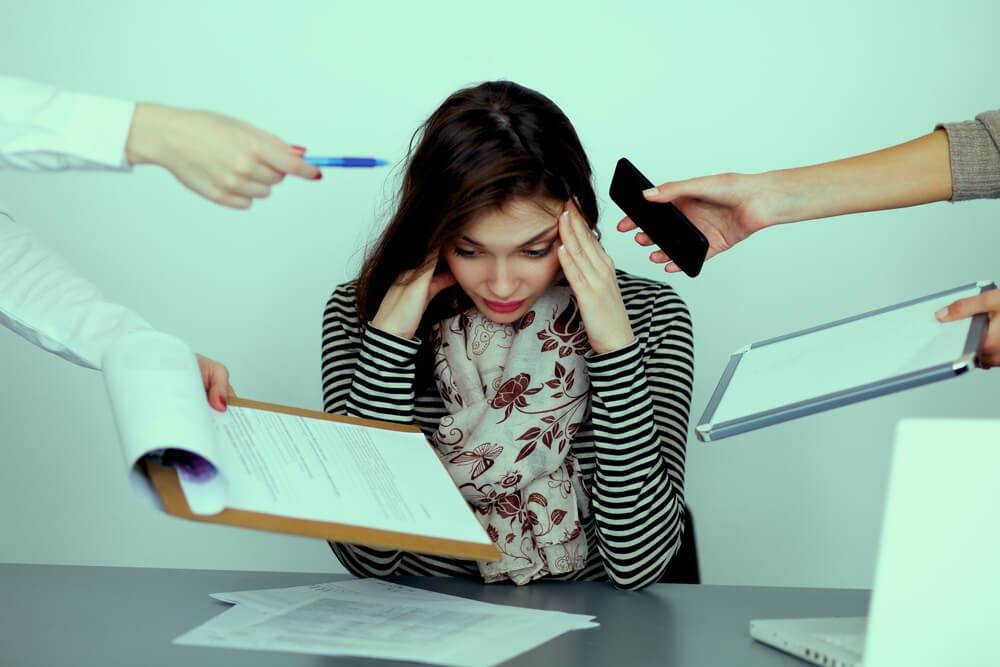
top-left (609, 157), bottom-right (708, 277)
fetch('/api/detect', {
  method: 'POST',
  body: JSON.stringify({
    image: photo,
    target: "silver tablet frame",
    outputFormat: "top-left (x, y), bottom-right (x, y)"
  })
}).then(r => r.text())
top-left (696, 281), bottom-right (994, 442)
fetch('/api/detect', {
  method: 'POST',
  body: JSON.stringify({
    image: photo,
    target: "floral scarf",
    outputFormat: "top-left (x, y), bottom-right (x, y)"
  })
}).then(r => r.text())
top-left (431, 286), bottom-right (592, 584)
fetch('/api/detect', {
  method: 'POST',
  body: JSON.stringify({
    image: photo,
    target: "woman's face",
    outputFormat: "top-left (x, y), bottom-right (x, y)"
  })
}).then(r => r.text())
top-left (444, 197), bottom-right (564, 324)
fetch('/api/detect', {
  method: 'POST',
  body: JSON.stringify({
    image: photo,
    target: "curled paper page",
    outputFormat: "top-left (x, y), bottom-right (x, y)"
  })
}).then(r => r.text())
top-left (103, 330), bottom-right (228, 515)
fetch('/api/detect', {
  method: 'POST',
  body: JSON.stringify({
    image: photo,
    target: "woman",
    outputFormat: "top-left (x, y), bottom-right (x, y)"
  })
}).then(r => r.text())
top-left (321, 81), bottom-right (694, 590)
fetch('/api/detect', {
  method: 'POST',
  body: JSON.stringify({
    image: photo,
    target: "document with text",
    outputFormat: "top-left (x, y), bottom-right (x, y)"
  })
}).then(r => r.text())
top-left (102, 330), bottom-right (498, 560)
top-left (176, 578), bottom-right (598, 666)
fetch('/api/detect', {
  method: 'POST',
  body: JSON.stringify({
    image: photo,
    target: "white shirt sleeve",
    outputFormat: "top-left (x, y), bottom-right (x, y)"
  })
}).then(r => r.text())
top-left (0, 74), bottom-right (137, 171)
top-left (0, 203), bottom-right (154, 369)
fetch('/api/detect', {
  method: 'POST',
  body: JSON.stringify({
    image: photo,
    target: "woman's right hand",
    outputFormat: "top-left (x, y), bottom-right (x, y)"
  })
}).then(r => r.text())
top-left (371, 260), bottom-right (457, 339)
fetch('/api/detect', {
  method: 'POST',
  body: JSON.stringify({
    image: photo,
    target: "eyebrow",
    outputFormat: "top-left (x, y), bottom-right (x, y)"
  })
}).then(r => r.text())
top-left (461, 225), bottom-right (559, 248)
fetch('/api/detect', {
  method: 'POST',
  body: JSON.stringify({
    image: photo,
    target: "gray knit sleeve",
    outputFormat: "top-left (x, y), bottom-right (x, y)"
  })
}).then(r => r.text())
top-left (936, 110), bottom-right (1000, 201)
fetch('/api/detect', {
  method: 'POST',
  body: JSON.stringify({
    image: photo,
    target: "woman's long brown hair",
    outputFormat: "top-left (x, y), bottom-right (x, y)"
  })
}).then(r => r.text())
top-left (355, 81), bottom-right (599, 386)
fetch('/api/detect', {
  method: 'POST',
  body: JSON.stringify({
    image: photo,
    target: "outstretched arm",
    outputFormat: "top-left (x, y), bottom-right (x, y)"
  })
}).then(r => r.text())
top-left (618, 129), bottom-right (953, 271)
top-left (0, 75), bottom-right (320, 208)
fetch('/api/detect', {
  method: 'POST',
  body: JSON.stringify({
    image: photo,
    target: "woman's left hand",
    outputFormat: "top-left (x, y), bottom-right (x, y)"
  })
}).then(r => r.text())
top-left (196, 353), bottom-right (235, 412)
top-left (558, 203), bottom-right (636, 354)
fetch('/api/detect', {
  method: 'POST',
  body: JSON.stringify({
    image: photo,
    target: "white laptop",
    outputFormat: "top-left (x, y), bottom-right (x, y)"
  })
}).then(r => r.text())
top-left (750, 418), bottom-right (1000, 667)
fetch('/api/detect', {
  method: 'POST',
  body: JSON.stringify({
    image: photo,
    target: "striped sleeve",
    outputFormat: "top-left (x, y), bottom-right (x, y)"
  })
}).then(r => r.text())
top-left (320, 283), bottom-right (362, 415)
top-left (345, 324), bottom-right (421, 422)
top-left (321, 283), bottom-right (419, 576)
top-left (585, 275), bottom-right (694, 589)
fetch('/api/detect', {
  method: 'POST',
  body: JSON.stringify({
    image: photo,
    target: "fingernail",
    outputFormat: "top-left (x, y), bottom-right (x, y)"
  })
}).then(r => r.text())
top-left (291, 145), bottom-right (306, 153)
top-left (643, 187), bottom-right (658, 197)
top-left (313, 170), bottom-right (323, 180)
top-left (935, 307), bottom-right (947, 320)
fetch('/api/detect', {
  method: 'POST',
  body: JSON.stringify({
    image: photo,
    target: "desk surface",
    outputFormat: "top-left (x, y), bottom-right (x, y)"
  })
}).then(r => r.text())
top-left (0, 564), bottom-right (868, 667)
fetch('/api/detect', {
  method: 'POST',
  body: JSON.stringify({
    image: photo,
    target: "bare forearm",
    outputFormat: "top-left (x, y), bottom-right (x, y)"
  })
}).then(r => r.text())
top-left (760, 129), bottom-right (953, 226)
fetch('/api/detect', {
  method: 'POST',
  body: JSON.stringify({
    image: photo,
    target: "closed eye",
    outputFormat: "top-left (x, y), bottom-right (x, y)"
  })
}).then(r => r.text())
top-left (452, 242), bottom-right (554, 259)
top-left (523, 245), bottom-right (554, 258)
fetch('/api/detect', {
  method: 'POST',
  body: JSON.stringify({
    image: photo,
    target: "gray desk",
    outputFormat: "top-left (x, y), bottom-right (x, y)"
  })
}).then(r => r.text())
top-left (0, 564), bottom-right (868, 666)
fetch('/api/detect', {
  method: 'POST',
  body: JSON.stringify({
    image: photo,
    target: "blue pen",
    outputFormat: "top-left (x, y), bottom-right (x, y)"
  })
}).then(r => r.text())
top-left (304, 156), bottom-right (389, 167)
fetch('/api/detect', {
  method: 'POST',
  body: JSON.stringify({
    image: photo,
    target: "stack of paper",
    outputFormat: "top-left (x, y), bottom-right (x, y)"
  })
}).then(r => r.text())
top-left (174, 578), bottom-right (598, 666)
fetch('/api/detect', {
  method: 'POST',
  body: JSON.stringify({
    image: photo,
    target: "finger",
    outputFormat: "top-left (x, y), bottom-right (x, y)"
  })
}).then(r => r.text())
top-left (634, 231), bottom-right (654, 246)
top-left (216, 192), bottom-right (253, 209)
top-left (557, 243), bottom-right (585, 288)
top-left (208, 385), bottom-right (226, 412)
top-left (258, 138), bottom-right (321, 179)
top-left (935, 290), bottom-right (1000, 321)
top-left (197, 355), bottom-right (229, 412)
top-left (207, 387), bottom-right (234, 412)
top-left (567, 205), bottom-right (613, 270)
top-left (558, 211), bottom-right (596, 280)
top-left (642, 177), bottom-right (704, 203)
top-left (232, 181), bottom-right (272, 200)
top-left (616, 217), bottom-right (637, 232)
top-left (213, 382), bottom-right (236, 410)
top-left (561, 212), bottom-right (611, 292)
top-left (649, 250), bottom-right (681, 273)
top-left (208, 371), bottom-right (232, 412)
top-left (247, 162), bottom-right (286, 186)
top-left (429, 271), bottom-right (457, 298)
top-left (979, 322), bottom-right (1000, 368)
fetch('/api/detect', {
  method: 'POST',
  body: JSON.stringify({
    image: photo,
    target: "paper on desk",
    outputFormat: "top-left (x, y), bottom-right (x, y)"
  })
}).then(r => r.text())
top-left (211, 577), bottom-right (475, 610)
top-left (175, 579), bottom-right (597, 667)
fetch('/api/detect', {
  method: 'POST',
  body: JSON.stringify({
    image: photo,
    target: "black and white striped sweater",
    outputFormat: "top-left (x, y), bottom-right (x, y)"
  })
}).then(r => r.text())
top-left (320, 271), bottom-right (694, 590)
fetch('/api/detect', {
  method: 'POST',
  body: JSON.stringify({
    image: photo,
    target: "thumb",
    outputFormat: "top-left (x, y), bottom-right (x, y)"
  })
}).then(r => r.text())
top-left (429, 271), bottom-right (457, 298)
top-left (643, 176), bottom-right (712, 203)
top-left (642, 180), bottom-right (684, 203)
top-left (936, 290), bottom-right (1000, 322)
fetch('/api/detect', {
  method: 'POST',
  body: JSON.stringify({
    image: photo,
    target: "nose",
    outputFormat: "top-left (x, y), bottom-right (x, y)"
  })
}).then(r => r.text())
top-left (487, 259), bottom-right (517, 299)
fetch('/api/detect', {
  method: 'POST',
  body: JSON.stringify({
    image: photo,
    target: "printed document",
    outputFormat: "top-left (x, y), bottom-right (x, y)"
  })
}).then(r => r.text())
top-left (175, 578), bottom-right (598, 667)
top-left (102, 330), bottom-right (497, 558)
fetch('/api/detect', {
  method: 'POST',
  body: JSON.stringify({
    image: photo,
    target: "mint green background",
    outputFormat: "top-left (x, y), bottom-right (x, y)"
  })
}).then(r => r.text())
top-left (1, 0), bottom-right (995, 587)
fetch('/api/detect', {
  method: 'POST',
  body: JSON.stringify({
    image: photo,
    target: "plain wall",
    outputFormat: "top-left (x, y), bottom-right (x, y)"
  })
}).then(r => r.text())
top-left (1, 0), bottom-right (995, 587)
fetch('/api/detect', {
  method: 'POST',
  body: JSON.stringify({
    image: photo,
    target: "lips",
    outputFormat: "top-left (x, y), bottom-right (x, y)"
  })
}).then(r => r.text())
top-left (483, 298), bottom-right (525, 313)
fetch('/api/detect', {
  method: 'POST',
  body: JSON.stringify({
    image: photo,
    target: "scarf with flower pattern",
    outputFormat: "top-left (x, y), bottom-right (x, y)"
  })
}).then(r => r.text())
top-left (431, 286), bottom-right (592, 584)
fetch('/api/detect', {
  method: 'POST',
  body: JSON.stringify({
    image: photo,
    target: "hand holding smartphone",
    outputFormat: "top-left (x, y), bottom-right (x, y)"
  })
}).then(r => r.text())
top-left (609, 158), bottom-right (708, 277)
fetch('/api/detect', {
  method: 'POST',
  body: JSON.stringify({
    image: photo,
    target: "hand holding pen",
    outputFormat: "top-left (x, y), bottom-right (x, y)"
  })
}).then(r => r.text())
top-left (126, 104), bottom-right (323, 209)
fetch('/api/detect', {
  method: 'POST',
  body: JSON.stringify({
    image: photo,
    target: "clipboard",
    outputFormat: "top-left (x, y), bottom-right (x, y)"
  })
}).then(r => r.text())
top-left (696, 281), bottom-right (994, 442)
top-left (145, 397), bottom-right (501, 562)
top-left (102, 331), bottom-right (501, 563)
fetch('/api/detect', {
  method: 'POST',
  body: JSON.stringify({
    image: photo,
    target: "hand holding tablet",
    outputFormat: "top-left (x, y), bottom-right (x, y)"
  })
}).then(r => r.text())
top-left (697, 281), bottom-right (995, 441)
